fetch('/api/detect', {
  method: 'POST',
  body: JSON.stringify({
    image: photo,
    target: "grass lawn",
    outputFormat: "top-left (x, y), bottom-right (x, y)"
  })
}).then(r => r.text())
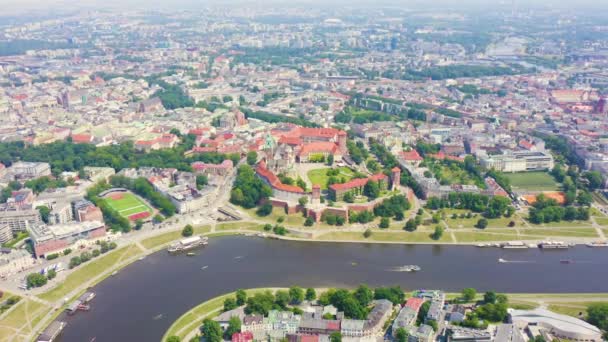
top-left (306, 167), bottom-right (355, 190)
top-left (453, 230), bottom-right (534, 242)
top-left (163, 289), bottom-right (273, 341)
top-left (519, 228), bottom-right (599, 238)
top-left (595, 217), bottom-right (608, 227)
top-left (0, 299), bottom-right (50, 340)
top-left (317, 230), bottom-right (451, 243)
top-left (102, 192), bottom-right (154, 219)
top-left (38, 244), bottom-right (143, 302)
top-left (505, 172), bottom-right (559, 191)
top-left (530, 220), bottom-right (594, 228)
top-left (1, 231), bottom-right (29, 248)
top-left (216, 222), bottom-right (266, 232)
top-left (245, 207), bottom-right (307, 227)
top-left (141, 226), bottom-right (211, 250)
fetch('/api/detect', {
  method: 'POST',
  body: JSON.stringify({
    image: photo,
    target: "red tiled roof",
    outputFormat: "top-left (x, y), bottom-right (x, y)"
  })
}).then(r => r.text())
top-left (71, 134), bottom-right (93, 143)
top-left (401, 150), bottom-right (423, 161)
top-left (299, 142), bottom-right (338, 157)
top-left (370, 173), bottom-right (388, 182)
top-left (329, 177), bottom-right (368, 191)
top-left (278, 136), bottom-right (302, 145)
top-left (330, 173), bottom-right (387, 191)
top-left (518, 139), bottom-right (534, 150)
top-left (405, 298), bottom-right (425, 311)
top-left (256, 164), bottom-right (305, 194)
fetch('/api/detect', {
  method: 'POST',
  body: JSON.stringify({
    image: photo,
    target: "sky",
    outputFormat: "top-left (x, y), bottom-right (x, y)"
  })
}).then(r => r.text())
top-left (1, 0), bottom-right (608, 16)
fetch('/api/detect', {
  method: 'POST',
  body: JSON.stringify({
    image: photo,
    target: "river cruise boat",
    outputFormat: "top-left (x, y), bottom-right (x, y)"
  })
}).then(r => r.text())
top-left (168, 235), bottom-right (208, 253)
top-left (586, 241), bottom-right (608, 247)
top-left (501, 241), bottom-right (527, 249)
top-left (538, 241), bottom-right (569, 249)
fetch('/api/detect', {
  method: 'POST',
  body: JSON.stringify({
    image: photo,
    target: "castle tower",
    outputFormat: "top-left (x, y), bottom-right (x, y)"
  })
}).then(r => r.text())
top-left (337, 130), bottom-right (347, 153)
top-left (311, 184), bottom-right (321, 206)
top-left (391, 167), bottom-right (401, 191)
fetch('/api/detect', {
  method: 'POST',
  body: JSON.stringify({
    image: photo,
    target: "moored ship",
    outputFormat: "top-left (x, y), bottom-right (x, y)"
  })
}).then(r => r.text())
top-left (168, 235), bottom-right (208, 253)
top-left (586, 241), bottom-right (608, 247)
top-left (538, 241), bottom-right (569, 249)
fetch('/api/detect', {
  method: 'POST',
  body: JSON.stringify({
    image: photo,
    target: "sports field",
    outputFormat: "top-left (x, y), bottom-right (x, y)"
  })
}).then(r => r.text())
top-left (505, 172), bottom-right (559, 191)
top-left (102, 192), bottom-right (154, 221)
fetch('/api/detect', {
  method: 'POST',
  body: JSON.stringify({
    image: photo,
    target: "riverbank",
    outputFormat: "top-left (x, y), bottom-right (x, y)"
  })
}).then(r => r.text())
top-left (2, 221), bottom-right (607, 341)
top-left (163, 288), bottom-right (608, 342)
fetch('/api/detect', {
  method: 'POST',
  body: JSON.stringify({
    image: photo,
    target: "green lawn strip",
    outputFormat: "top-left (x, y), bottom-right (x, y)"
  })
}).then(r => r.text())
top-left (0, 299), bottom-right (49, 339)
top-left (595, 217), bottom-right (608, 227)
top-left (37, 244), bottom-right (143, 302)
top-left (163, 289), bottom-right (272, 341)
top-left (141, 226), bottom-right (211, 250)
top-left (316, 230), bottom-right (450, 243)
top-left (529, 220), bottom-right (594, 228)
top-left (546, 302), bottom-right (608, 317)
top-left (504, 172), bottom-right (559, 191)
top-left (2, 232), bottom-right (29, 248)
top-left (453, 231), bottom-right (536, 242)
top-left (519, 228), bottom-right (598, 238)
top-left (216, 222), bottom-right (266, 232)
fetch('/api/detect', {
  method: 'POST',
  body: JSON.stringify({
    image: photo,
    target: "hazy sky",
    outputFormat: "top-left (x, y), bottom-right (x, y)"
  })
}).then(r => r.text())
top-left (2, 0), bottom-right (608, 16)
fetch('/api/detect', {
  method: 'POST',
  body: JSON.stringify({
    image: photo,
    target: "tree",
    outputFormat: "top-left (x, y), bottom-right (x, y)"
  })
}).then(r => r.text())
top-left (223, 297), bottom-right (237, 312)
top-left (304, 216), bottom-right (314, 226)
top-left (256, 202), bottom-right (273, 216)
top-left (274, 290), bottom-right (291, 309)
top-left (26, 273), bottom-right (47, 288)
top-left (330, 332), bottom-right (342, 342)
top-left (379, 217), bottom-right (390, 229)
top-left (298, 197), bottom-right (308, 207)
top-left (431, 226), bottom-right (444, 240)
top-left (224, 316), bottom-right (241, 340)
top-left (484, 291), bottom-right (497, 304)
top-left (404, 219), bottom-right (417, 232)
top-left (394, 327), bottom-right (409, 342)
top-left (289, 286), bottom-right (305, 304)
top-left (461, 288), bottom-right (477, 302)
top-left (134, 219), bottom-right (143, 230)
top-left (246, 151), bottom-right (258, 165)
top-left (236, 289), bottom-right (247, 306)
top-left (363, 180), bottom-right (380, 199)
top-left (36, 206), bottom-right (51, 224)
top-left (200, 319), bottom-right (222, 342)
top-left (587, 303), bottom-right (608, 332)
top-left (305, 288), bottom-right (316, 301)
top-left (354, 285), bottom-right (374, 307)
top-left (182, 224), bottom-right (193, 237)
top-left (363, 229), bottom-right (372, 238)
top-left (417, 301), bottom-right (431, 325)
top-left (343, 192), bottom-right (354, 203)
top-left (476, 218), bottom-right (488, 229)
top-left (245, 291), bottom-right (275, 315)
top-left (196, 174), bottom-right (208, 190)
top-left (327, 154), bottom-right (334, 166)
top-left (373, 286), bottom-right (405, 304)
top-left (167, 336), bottom-right (181, 342)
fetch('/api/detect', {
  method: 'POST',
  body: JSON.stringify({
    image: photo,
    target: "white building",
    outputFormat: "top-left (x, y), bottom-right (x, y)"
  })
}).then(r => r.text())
top-left (509, 308), bottom-right (603, 342)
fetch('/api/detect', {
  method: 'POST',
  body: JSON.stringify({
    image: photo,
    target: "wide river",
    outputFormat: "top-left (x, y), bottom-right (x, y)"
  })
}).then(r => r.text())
top-left (58, 236), bottom-right (608, 341)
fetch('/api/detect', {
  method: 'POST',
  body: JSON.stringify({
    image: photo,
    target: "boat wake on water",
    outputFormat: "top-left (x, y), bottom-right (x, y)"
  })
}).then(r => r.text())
top-left (387, 265), bottom-right (421, 272)
top-left (498, 258), bottom-right (535, 264)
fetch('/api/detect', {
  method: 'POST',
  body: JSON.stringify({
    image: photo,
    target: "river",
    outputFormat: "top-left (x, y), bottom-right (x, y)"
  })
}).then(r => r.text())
top-left (58, 236), bottom-right (608, 341)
